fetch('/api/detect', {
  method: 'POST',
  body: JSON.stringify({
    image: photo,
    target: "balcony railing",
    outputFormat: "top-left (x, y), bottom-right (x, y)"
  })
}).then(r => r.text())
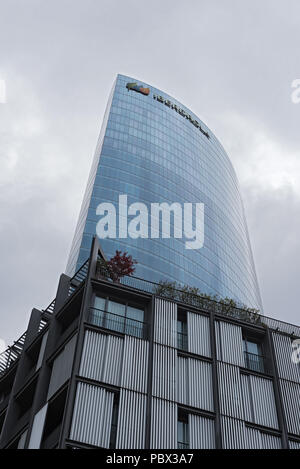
top-left (0, 261), bottom-right (90, 380)
top-left (88, 307), bottom-right (146, 339)
top-left (0, 332), bottom-right (27, 378)
top-left (177, 332), bottom-right (188, 351)
top-left (68, 259), bottom-right (89, 298)
top-left (43, 259), bottom-right (90, 314)
top-left (244, 351), bottom-right (267, 374)
top-left (95, 262), bottom-right (300, 338)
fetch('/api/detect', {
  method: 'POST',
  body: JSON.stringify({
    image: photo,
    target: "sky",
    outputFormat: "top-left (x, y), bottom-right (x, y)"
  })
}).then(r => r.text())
top-left (0, 0), bottom-right (299, 350)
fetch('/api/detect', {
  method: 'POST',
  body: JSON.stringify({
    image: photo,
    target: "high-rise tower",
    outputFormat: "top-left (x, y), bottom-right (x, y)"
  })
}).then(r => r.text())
top-left (66, 74), bottom-right (262, 311)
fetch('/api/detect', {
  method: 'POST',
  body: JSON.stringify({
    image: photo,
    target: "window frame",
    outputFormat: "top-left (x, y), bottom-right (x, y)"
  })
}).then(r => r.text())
top-left (177, 310), bottom-right (188, 351)
top-left (91, 293), bottom-right (145, 338)
top-left (243, 336), bottom-right (265, 374)
top-left (177, 409), bottom-right (189, 449)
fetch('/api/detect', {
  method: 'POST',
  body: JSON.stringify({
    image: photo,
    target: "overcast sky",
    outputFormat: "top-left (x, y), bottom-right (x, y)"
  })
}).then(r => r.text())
top-left (0, 0), bottom-right (299, 349)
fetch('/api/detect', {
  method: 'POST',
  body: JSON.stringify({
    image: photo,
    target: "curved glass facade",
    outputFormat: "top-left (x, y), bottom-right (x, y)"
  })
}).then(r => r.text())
top-left (66, 74), bottom-right (262, 311)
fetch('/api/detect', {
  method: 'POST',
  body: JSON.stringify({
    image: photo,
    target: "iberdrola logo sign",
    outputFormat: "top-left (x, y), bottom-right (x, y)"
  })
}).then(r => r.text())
top-left (126, 82), bottom-right (150, 96)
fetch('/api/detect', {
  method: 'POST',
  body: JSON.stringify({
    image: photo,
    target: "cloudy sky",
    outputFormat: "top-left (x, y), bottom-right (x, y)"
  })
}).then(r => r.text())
top-left (0, 0), bottom-right (299, 349)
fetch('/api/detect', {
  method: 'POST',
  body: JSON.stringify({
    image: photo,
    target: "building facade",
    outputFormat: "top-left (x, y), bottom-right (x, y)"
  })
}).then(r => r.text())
top-left (66, 74), bottom-right (262, 312)
top-left (0, 238), bottom-right (299, 449)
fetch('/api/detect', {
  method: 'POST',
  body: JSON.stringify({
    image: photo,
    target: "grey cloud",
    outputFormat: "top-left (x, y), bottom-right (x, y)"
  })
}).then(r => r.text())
top-left (245, 185), bottom-right (300, 325)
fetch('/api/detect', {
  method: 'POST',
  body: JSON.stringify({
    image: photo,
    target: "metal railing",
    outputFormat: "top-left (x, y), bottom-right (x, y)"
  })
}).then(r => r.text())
top-left (44, 298), bottom-right (56, 314)
top-left (244, 351), bottom-right (267, 374)
top-left (67, 259), bottom-right (89, 298)
top-left (95, 264), bottom-right (300, 338)
top-left (43, 259), bottom-right (90, 314)
top-left (88, 307), bottom-right (146, 339)
top-left (0, 260), bottom-right (90, 380)
top-left (0, 332), bottom-right (27, 378)
top-left (177, 332), bottom-right (188, 351)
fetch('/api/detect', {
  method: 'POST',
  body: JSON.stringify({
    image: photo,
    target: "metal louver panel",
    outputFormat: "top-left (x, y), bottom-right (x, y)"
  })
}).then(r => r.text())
top-left (244, 426), bottom-right (262, 449)
top-left (154, 298), bottom-right (177, 347)
top-left (79, 330), bottom-right (123, 386)
top-left (121, 336), bottom-right (149, 393)
top-left (260, 432), bottom-right (281, 449)
top-left (187, 312), bottom-right (211, 357)
top-left (240, 373), bottom-right (254, 422)
top-left (116, 390), bottom-right (146, 449)
top-left (151, 398), bottom-right (177, 449)
top-left (177, 356), bottom-right (188, 405)
top-left (152, 344), bottom-right (177, 401)
top-left (189, 414), bottom-right (215, 449)
top-left (250, 375), bottom-right (278, 429)
top-left (103, 335), bottom-right (124, 385)
top-left (289, 440), bottom-right (300, 449)
top-left (221, 416), bottom-right (246, 449)
top-left (188, 358), bottom-right (214, 412)
top-left (280, 379), bottom-right (300, 435)
top-left (244, 426), bottom-right (281, 449)
top-left (70, 382), bottom-right (114, 448)
top-left (241, 373), bottom-right (278, 429)
top-left (222, 417), bottom-right (281, 449)
top-left (215, 321), bottom-right (244, 366)
top-left (218, 362), bottom-right (244, 419)
top-left (177, 356), bottom-right (213, 411)
top-left (272, 333), bottom-right (300, 383)
top-left (79, 330), bottom-right (106, 381)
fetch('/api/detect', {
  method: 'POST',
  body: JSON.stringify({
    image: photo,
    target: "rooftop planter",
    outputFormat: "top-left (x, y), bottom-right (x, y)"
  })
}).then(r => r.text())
top-left (153, 280), bottom-right (263, 326)
top-left (95, 256), bottom-right (262, 326)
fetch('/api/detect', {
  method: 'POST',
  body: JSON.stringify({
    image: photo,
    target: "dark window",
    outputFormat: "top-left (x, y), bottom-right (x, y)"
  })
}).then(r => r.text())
top-left (126, 305), bottom-right (144, 336)
top-left (109, 394), bottom-right (119, 449)
top-left (90, 296), bottom-right (145, 339)
top-left (177, 311), bottom-right (188, 351)
top-left (243, 339), bottom-right (264, 373)
top-left (178, 410), bottom-right (189, 449)
top-left (40, 387), bottom-right (68, 449)
top-left (16, 376), bottom-right (38, 420)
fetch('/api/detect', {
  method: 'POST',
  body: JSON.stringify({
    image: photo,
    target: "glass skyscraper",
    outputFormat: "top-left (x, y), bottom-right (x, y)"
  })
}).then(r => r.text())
top-left (66, 74), bottom-right (262, 311)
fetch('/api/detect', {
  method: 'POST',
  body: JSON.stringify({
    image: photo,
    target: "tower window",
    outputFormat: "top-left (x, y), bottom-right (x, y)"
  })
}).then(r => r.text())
top-left (109, 394), bottom-right (119, 449)
top-left (243, 338), bottom-right (264, 373)
top-left (91, 296), bottom-right (145, 339)
top-left (177, 311), bottom-right (188, 351)
top-left (178, 410), bottom-right (189, 449)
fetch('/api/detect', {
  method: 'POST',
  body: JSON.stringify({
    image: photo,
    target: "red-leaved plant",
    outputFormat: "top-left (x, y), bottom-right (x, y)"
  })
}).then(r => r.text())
top-left (106, 250), bottom-right (137, 282)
